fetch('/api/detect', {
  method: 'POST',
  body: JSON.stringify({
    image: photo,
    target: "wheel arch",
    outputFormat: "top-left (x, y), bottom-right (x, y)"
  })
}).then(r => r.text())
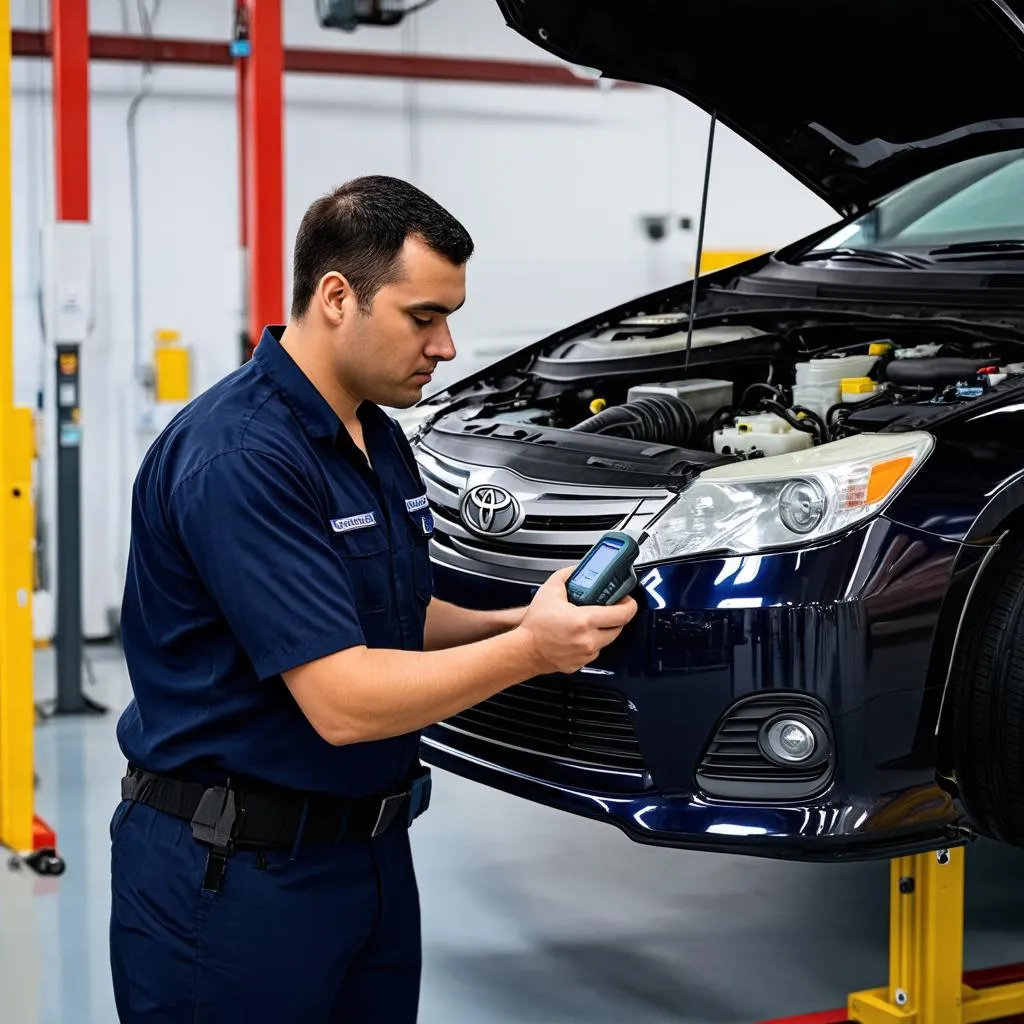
top-left (932, 501), bottom-right (1024, 779)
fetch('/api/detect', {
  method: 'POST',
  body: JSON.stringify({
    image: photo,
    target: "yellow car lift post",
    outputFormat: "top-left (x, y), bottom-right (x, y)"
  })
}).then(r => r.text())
top-left (0, 0), bottom-right (61, 874)
top-left (763, 845), bottom-right (1024, 1024)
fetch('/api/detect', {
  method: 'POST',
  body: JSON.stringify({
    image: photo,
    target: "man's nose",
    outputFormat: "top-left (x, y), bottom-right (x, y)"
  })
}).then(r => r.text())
top-left (427, 325), bottom-right (457, 362)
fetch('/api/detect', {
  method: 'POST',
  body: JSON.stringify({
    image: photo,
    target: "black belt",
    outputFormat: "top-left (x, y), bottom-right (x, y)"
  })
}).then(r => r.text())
top-left (121, 764), bottom-right (432, 852)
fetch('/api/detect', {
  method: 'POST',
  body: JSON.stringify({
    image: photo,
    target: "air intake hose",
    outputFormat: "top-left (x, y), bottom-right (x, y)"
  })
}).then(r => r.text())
top-left (884, 358), bottom-right (992, 388)
top-left (571, 395), bottom-right (698, 446)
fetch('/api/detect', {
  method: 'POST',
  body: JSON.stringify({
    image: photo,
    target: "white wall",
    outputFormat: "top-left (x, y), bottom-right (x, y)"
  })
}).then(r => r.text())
top-left (11, 0), bottom-right (834, 639)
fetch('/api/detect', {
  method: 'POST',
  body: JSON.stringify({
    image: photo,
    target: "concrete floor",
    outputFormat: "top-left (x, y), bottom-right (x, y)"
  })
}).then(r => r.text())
top-left (3, 645), bottom-right (1024, 1023)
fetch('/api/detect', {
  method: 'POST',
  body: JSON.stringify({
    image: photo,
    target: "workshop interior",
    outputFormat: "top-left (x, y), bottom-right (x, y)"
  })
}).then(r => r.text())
top-left (3, 0), bottom-right (1024, 1021)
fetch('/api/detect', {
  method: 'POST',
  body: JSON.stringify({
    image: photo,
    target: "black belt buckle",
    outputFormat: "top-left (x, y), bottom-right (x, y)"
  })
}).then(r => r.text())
top-left (370, 792), bottom-right (408, 838)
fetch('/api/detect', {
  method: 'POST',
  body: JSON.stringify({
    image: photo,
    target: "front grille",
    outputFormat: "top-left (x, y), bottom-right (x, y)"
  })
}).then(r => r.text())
top-left (696, 694), bottom-right (834, 801)
top-left (440, 678), bottom-right (644, 771)
top-left (431, 527), bottom-right (593, 564)
top-left (416, 446), bottom-right (670, 583)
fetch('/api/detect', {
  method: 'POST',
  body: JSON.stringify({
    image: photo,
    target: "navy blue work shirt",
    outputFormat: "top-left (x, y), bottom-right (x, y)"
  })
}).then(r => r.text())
top-left (116, 325), bottom-right (435, 798)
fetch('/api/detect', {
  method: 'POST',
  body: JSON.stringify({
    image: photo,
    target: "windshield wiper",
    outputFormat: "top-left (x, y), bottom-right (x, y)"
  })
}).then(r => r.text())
top-left (791, 246), bottom-right (931, 269)
top-left (929, 240), bottom-right (1024, 260)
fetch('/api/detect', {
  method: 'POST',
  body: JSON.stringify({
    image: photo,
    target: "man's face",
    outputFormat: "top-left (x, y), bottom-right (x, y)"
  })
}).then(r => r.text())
top-left (335, 235), bottom-right (466, 409)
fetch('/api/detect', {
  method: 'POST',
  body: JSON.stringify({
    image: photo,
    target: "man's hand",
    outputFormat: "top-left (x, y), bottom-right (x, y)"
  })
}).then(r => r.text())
top-left (517, 566), bottom-right (637, 676)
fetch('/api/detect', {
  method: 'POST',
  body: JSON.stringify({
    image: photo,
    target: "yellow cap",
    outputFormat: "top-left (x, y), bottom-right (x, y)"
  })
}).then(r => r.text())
top-left (155, 328), bottom-right (181, 345)
top-left (869, 343), bottom-right (892, 356)
top-left (842, 377), bottom-right (876, 394)
top-left (589, 398), bottom-right (607, 415)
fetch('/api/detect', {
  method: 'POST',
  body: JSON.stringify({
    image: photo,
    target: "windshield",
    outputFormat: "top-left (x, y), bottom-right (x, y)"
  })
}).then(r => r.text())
top-left (809, 148), bottom-right (1024, 252)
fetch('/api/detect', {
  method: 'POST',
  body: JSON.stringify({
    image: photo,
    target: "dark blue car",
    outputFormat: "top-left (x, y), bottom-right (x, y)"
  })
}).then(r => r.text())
top-left (407, 0), bottom-right (1024, 860)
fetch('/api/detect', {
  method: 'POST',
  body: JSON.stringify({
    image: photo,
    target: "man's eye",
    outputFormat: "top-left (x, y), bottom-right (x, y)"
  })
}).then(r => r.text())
top-left (412, 316), bottom-right (432, 327)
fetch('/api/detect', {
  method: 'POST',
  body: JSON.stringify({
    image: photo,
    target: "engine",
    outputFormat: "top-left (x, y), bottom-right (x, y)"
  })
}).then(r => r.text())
top-left (436, 312), bottom-right (1024, 466)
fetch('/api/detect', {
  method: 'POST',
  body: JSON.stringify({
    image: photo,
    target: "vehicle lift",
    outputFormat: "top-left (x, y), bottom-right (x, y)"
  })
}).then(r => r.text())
top-left (762, 845), bottom-right (1024, 1024)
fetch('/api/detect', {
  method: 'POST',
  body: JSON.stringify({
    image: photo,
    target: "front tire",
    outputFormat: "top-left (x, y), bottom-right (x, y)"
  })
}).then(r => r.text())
top-left (949, 532), bottom-right (1024, 846)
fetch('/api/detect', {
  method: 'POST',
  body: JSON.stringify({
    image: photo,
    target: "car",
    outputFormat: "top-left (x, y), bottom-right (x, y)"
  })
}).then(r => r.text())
top-left (406, 0), bottom-right (1024, 861)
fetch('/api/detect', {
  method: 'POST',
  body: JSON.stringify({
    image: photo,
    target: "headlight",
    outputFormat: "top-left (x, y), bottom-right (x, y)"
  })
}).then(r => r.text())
top-left (637, 431), bottom-right (933, 563)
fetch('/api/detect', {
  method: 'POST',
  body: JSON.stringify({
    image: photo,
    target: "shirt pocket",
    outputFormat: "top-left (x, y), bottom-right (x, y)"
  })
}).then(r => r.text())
top-left (329, 524), bottom-right (392, 615)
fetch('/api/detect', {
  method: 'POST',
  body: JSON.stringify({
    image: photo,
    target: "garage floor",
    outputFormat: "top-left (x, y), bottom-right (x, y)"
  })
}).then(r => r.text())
top-left (3, 645), bottom-right (1024, 1024)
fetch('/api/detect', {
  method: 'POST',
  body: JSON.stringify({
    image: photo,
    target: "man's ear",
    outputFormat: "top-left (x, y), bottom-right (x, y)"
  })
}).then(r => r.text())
top-left (316, 272), bottom-right (352, 325)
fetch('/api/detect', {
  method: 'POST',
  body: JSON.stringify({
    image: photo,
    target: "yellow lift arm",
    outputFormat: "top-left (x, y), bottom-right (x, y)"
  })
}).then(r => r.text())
top-left (767, 847), bottom-right (1024, 1024)
top-left (849, 847), bottom-right (1024, 1024)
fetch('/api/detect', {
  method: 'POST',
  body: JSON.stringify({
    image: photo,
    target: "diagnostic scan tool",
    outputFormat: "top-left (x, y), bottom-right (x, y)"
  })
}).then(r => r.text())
top-left (566, 494), bottom-right (681, 607)
top-left (566, 532), bottom-right (641, 607)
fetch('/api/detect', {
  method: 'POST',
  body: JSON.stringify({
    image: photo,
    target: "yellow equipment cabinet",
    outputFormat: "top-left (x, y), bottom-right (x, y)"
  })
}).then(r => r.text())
top-left (153, 328), bottom-right (192, 404)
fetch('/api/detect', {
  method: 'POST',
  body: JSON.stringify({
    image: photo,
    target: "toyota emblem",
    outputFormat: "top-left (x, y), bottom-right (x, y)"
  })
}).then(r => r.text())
top-left (460, 485), bottom-right (525, 537)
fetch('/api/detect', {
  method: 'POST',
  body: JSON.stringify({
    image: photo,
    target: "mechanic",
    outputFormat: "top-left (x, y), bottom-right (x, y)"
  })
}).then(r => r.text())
top-left (108, 175), bottom-right (637, 1023)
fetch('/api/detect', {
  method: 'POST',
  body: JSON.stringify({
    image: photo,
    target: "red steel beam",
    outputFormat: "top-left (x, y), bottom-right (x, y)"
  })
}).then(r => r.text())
top-left (11, 29), bottom-right (627, 88)
top-left (240, 0), bottom-right (284, 348)
top-left (50, 6), bottom-right (89, 220)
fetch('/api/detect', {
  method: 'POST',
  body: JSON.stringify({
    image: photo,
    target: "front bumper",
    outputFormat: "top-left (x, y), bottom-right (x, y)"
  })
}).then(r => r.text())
top-left (422, 730), bottom-right (960, 862)
top-left (422, 516), bottom-right (974, 861)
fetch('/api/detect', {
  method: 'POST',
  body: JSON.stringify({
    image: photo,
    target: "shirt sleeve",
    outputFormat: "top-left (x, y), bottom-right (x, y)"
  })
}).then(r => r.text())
top-left (169, 449), bottom-right (366, 680)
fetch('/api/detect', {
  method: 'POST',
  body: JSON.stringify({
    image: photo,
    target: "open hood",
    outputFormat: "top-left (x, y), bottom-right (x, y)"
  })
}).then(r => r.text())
top-left (496, 0), bottom-right (1024, 214)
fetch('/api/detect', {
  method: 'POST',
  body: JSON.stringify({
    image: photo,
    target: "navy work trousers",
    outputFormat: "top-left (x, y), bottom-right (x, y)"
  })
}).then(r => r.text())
top-left (109, 800), bottom-right (421, 1022)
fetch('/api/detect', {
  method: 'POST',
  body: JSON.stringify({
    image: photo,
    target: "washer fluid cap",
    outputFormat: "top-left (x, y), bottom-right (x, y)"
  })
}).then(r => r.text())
top-left (869, 342), bottom-right (893, 356)
top-left (841, 377), bottom-right (876, 394)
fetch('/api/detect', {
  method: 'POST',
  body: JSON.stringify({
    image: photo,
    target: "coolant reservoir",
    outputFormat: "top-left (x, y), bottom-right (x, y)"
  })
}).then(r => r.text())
top-left (714, 412), bottom-right (814, 457)
top-left (792, 353), bottom-right (880, 420)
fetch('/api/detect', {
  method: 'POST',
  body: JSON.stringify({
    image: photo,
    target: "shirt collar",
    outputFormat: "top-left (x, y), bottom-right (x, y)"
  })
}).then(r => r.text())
top-left (252, 325), bottom-right (341, 441)
top-left (252, 325), bottom-right (394, 447)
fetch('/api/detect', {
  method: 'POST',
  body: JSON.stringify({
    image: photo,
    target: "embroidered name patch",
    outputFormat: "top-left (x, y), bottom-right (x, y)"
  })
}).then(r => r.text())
top-left (405, 495), bottom-right (429, 513)
top-left (330, 512), bottom-right (377, 534)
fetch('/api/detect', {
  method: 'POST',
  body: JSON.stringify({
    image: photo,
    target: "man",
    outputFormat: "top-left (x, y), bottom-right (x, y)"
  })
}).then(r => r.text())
top-left (109, 175), bottom-right (636, 1023)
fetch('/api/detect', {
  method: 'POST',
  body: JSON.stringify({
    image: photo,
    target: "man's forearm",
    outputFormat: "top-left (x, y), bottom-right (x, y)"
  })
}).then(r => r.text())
top-left (285, 628), bottom-right (544, 746)
top-left (283, 568), bottom-right (637, 748)
top-left (423, 598), bottom-right (526, 651)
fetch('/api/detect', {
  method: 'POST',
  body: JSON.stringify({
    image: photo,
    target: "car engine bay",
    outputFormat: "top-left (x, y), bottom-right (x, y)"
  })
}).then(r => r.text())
top-left (425, 312), bottom-right (1024, 473)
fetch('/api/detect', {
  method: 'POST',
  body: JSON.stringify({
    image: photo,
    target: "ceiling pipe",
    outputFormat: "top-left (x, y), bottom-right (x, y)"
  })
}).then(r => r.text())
top-left (11, 29), bottom-right (634, 88)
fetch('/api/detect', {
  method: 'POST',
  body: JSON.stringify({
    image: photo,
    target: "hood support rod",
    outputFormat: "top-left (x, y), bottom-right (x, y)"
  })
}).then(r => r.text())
top-left (683, 111), bottom-right (717, 374)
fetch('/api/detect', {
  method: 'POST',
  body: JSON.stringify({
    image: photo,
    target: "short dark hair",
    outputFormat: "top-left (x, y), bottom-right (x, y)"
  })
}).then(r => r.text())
top-left (290, 175), bottom-right (474, 318)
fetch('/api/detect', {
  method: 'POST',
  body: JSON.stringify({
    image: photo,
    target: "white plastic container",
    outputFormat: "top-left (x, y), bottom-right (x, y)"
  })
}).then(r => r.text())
top-left (714, 412), bottom-right (815, 457)
top-left (791, 382), bottom-right (840, 421)
top-left (795, 354), bottom-right (879, 386)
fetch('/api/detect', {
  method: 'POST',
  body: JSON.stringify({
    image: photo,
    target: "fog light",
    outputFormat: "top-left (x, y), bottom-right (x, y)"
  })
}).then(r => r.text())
top-left (762, 717), bottom-right (817, 764)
